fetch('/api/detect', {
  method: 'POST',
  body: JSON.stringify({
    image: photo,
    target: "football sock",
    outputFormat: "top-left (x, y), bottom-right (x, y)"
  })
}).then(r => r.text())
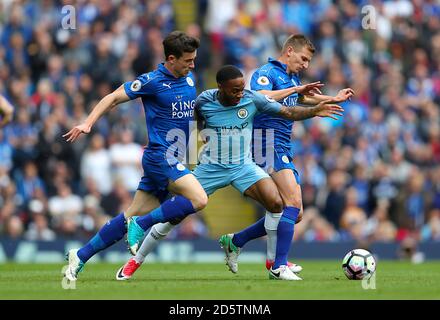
top-left (135, 196), bottom-right (195, 231)
top-left (264, 211), bottom-right (282, 261)
top-left (134, 222), bottom-right (174, 264)
top-left (77, 212), bottom-right (126, 263)
top-left (232, 217), bottom-right (266, 248)
top-left (273, 206), bottom-right (300, 269)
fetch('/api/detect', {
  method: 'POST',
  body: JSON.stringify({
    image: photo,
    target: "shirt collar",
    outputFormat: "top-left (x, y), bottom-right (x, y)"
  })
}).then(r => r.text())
top-left (268, 57), bottom-right (287, 72)
top-left (157, 63), bottom-right (179, 78)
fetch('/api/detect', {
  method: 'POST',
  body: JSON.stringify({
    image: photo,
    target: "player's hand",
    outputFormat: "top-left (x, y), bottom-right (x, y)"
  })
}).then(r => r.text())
top-left (315, 99), bottom-right (344, 120)
top-left (295, 81), bottom-right (324, 96)
top-left (63, 123), bottom-right (91, 142)
top-left (334, 88), bottom-right (355, 102)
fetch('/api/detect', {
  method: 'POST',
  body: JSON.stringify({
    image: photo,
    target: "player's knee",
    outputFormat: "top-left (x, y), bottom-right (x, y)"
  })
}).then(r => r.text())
top-left (190, 192), bottom-right (208, 211)
top-left (267, 195), bottom-right (283, 213)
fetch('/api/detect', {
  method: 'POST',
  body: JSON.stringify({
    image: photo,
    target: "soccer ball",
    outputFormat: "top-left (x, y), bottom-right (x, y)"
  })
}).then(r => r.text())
top-left (342, 249), bottom-right (376, 280)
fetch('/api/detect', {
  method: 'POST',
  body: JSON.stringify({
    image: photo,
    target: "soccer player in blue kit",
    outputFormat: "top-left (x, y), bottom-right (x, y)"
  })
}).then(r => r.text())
top-left (118, 65), bottom-right (343, 280)
top-left (62, 31), bottom-right (207, 281)
top-left (219, 34), bottom-right (354, 277)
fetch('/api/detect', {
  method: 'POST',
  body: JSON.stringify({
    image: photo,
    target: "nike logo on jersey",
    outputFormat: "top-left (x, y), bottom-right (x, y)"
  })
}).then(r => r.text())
top-left (163, 82), bottom-right (172, 89)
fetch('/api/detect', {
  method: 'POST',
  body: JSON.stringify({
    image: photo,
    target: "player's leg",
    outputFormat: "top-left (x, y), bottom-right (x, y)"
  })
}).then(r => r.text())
top-left (133, 222), bottom-right (174, 262)
top-left (229, 177), bottom-right (283, 249)
top-left (65, 190), bottom-right (160, 281)
top-left (127, 172), bottom-right (208, 254)
top-left (131, 164), bottom-right (223, 258)
top-left (220, 153), bottom-right (303, 274)
top-left (117, 164), bottom-right (226, 280)
top-left (269, 168), bottom-right (302, 271)
top-left (223, 209), bottom-right (302, 273)
top-left (68, 149), bottom-right (166, 276)
top-left (220, 165), bottom-right (282, 273)
top-left (218, 164), bottom-right (300, 279)
top-left (241, 174), bottom-right (301, 280)
top-left (264, 169), bottom-right (302, 269)
top-left (116, 221), bottom-right (178, 280)
top-left (125, 153), bottom-right (209, 255)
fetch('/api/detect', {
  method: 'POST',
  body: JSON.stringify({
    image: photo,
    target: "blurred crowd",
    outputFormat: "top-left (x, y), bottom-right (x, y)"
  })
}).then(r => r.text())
top-left (0, 0), bottom-right (439, 245)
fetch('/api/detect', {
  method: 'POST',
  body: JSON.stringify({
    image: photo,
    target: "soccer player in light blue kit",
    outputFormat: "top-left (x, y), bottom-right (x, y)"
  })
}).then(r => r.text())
top-left (119, 65), bottom-right (343, 280)
top-left (62, 31), bottom-right (207, 281)
top-left (220, 34), bottom-right (354, 277)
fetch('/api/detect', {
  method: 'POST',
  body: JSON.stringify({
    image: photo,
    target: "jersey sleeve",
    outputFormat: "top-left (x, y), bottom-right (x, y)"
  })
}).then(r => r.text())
top-left (195, 90), bottom-right (215, 117)
top-left (123, 73), bottom-right (155, 100)
top-left (251, 90), bottom-right (282, 115)
top-left (195, 96), bottom-right (205, 120)
top-left (250, 68), bottom-right (274, 91)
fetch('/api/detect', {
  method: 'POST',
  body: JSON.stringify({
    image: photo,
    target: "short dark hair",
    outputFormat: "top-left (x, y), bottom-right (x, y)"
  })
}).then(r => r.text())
top-left (216, 65), bottom-right (243, 84)
top-left (162, 31), bottom-right (200, 59)
top-left (282, 34), bottom-right (315, 54)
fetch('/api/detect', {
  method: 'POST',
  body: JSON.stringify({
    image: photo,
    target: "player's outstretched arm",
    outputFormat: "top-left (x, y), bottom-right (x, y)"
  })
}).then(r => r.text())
top-left (298, 88), bottom-right (354, 105)
top-left (259, 81), bottom-right (324, 101)
top-left (63, 85), bottom-right (130, 142)
top-left (278, 98), bottom-right (344, 121)
top-left (0, 95), bottom-right (14, 128)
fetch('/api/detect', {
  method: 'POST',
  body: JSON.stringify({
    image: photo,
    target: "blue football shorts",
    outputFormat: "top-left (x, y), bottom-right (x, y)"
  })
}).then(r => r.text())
top-left (254, 147), bottom-right (301, 185)
top-left (137, 149), bottom-right (192, 202)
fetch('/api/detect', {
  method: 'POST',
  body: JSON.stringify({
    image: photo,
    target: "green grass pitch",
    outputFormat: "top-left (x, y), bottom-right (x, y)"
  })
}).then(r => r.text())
top-left (1, 261), bottom-right (439, 299)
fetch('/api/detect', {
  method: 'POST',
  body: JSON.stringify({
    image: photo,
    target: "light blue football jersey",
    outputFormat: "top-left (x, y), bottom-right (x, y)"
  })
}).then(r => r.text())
top-left (196, 89), bottom-right (281, 166)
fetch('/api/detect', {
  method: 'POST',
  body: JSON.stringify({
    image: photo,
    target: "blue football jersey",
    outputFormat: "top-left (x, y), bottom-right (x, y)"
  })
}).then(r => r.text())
top-left (196, 89), bottom-right (281, 166)
top-left (124, 63), bottom-right (197, 153)
top-left (251, 57), bottom-right (301, 156)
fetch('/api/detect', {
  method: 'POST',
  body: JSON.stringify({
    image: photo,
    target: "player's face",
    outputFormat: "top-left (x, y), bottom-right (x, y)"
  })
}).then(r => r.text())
top-left (218, 77), bottom-right (245, 106)
top-left (170, 51), bottom-right (197, 77)
top-left (286, 46), bottom-right (313, 74)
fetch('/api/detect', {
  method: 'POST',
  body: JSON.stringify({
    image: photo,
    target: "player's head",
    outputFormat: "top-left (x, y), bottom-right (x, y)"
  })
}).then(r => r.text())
top-left (163, 31), bottom-right (200, 77)
top-left (216, 65), bottom-right (245, 106)
top-left (281, 34), bottom-right (315, 74)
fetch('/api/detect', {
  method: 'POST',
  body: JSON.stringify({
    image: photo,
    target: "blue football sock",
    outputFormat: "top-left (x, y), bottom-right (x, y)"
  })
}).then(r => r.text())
top-left (77, 212), bottom-right (126, 263)
top-left (135, 195), bottom-right (196, 231)
top-left (273, 207), bottom-right (300, 269)
top-left (232, 217), bottom-right (265, 248)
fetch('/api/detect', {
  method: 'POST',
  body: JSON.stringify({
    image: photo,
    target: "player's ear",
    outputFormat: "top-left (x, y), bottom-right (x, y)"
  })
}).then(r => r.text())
top-left (167, 54), bottom-right (176, 64)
